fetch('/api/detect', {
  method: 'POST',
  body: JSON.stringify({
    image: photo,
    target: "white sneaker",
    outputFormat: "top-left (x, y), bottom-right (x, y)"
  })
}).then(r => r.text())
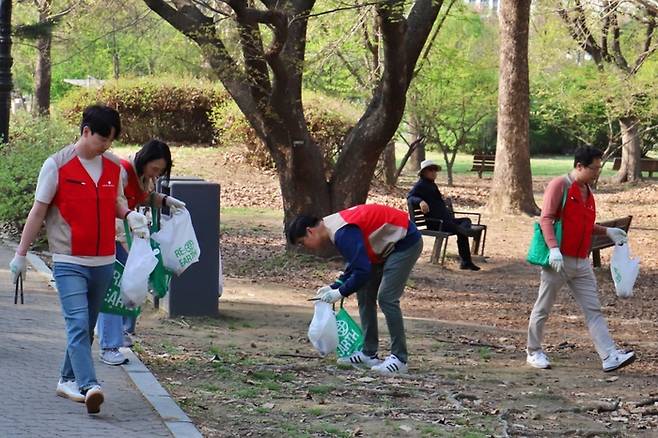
top-left (84, 385), bottom-right (104, 414)
top-left (337, 351), bottom-right (382, 367)
top-left (100, 348), bottom-right (128, 366)
top-left (602, 350), bottom-right (636, 372)
top-left (56, 379), bottom-right (85, 403)
top-left (527, 351), bottom-right (551, 369)
top-left (123, 332), bottom-right (134, 348)
top-left (371, 354), bottom-right (408, 375)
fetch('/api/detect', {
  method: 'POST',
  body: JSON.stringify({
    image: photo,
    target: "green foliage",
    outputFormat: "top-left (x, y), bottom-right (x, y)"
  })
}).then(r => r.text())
top-left (406, 7), bottom-right (498, 180)
top-left (0, 113), bottom-right (77, 229)
top-left (57, 77), bottom-right (228, 144)
top-left (210, 91), bottom-right (358, 170)
top-left (11, 0), bottom-right (205, 102)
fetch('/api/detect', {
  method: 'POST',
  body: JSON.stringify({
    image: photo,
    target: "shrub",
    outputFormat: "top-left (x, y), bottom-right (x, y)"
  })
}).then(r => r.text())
top-left (57, 77), bottom-right (228, 144)
top-left (0, 112), bottom-right (77, 229)
top-left (209, 91), bottom-right (359, 170)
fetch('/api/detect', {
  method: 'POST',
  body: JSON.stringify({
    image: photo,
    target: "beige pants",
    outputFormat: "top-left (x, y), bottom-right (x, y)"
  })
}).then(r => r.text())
top-left (527, 256), bottom-right (615, 360)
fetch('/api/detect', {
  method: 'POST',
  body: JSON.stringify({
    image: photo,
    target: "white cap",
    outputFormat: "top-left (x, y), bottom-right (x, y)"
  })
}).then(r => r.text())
top-left (418, 159), bottom-right (440, 176)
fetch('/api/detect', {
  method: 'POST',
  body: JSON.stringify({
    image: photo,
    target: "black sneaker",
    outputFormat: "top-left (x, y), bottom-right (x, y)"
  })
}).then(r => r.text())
top-left (460, 262), bottom-right (481, 271)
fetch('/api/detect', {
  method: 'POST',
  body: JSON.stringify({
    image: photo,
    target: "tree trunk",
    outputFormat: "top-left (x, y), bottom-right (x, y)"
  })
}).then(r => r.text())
top-left (612, 116), bottom-right (642, 183)
top-left (409, 117), bottom-right (426, 170)
top-left (34, 7), bottom-right (52, 115)
top-left (486, 0), bottom-right (539, 216)
top-left (382, 140), bottom-right (396, 185)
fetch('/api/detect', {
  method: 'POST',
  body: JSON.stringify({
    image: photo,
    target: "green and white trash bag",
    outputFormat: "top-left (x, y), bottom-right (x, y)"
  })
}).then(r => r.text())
top-left (151, 208), bottom-right (201, 275)
top-left (100, 260), bottom-right (141, 317)
top-left (148, 205), bottom-right (173, 298)
top-left (335, 300), bottom-right (364, 358)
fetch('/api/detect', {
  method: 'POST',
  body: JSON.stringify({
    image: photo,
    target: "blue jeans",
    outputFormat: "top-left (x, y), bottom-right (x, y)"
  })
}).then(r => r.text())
top-left (53, 262), bottom-right (114, 391)
top-left (97, 242), bottom-right (137, 349)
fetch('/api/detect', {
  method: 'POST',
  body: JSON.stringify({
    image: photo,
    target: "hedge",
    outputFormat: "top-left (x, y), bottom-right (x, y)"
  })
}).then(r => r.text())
top-left (57, 77), bottom-right (227, 144)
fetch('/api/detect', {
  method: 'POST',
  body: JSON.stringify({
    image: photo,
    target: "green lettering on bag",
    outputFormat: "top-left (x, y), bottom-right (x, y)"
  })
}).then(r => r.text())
top-left (335, 307), bottom-right (364, 358)
top-left (100, 260), bottom-right (141, 317)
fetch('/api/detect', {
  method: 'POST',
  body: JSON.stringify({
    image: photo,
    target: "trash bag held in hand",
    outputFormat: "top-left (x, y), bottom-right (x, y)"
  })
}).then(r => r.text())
top-left (308, 301), bottom-right (338, 356)
top-left (335, 302), bottom-right (364, 358)
top-left (151, 209), bottom-right (201, 275)
top-left (101, 260), bottom-right (141, 317)
top-left (120, 237), bottom-right (158, 308)
top-left (610, 242), bottom-right (640, 298)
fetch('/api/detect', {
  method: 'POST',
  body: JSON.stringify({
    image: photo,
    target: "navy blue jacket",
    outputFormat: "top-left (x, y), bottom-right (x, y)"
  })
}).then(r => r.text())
top-left (407, 177), bottom-right (454, 224)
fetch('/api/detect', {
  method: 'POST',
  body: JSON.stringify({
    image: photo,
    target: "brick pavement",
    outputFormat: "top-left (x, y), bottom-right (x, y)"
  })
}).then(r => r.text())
top-left (0, 244), bottom-right (173, 437)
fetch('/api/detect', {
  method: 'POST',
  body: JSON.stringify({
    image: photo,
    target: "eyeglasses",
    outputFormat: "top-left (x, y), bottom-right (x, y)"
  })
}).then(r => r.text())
top-left (587, 165), bottom-right (602, 172)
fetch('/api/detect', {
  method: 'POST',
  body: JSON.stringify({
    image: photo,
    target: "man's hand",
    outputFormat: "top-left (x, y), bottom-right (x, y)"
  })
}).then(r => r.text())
top-left (126, 211), bottom-right (150, 239)
top-left (606, 227), bottom-right (627, 245)
top-left (315, 286), bottom-right (343, 304)
top-left (419, 200), bottom-right (429, 214)
top-left (9, 254), bottom-right (27, 284)
top-left (549, 247), bottom-right (564, 272)
top-left (166, 196), bottom-right (186, 212)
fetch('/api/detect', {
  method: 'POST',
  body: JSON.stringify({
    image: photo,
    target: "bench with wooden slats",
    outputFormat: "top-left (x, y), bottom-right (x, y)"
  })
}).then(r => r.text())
top-left (470, 154), bottom-right (495, 178)
top-left (611, 158), bottom-right (658, 178)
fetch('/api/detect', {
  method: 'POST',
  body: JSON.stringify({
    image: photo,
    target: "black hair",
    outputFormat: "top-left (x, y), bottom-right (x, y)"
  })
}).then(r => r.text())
top-left (80, 105), bottom-right (121, 139)
top-left (134, 139), bottom-right (173, 180)
top-left (573, 145), bottom-right (603, 168)
top-left (286, 215), bottom-right (321, 244)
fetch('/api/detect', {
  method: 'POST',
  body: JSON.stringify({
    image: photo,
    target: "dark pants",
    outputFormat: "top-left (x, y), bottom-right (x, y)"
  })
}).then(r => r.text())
top-left (429, 218), bottom-right (473, 264)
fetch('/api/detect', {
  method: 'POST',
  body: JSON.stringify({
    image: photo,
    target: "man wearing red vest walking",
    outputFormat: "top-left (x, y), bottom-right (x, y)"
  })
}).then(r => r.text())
top-left (9, 106), bottom-right (150, 414)
top-left (287, 204), bottom-right (423, 375)
top-left (526, 146), bottom-right (635, 372)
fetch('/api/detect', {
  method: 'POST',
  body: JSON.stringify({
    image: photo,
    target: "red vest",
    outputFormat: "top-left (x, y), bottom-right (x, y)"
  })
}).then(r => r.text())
top-left (121, 159), bottom-right (149, 210)
top-left (52, 156), bottom-right (120, 256)
top-left (560, 179), bottom-right (596, 258)
top-left (324, 204), bottom-right (409, 263)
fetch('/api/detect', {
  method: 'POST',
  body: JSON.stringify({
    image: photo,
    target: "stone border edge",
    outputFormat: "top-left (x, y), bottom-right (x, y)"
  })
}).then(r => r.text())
top-left (5, 241), bottom-right (203, 438)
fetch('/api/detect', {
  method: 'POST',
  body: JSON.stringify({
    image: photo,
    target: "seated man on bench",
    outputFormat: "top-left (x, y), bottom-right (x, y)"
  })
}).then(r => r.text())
top-left (407, 160), bottom-right (480, 271)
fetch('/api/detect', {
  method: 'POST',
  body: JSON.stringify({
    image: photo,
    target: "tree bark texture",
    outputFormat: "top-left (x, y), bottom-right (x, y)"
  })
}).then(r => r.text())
top-left (34, 1), bottom-right (52, 115)
top-left (487, 0), bottom-right (539, 216)
top-left (613, 116), bottom-right (643, 183)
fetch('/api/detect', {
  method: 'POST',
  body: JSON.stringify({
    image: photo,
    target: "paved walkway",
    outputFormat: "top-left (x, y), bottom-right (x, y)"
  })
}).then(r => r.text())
top-left (0, 244), bottom-right (173, 437)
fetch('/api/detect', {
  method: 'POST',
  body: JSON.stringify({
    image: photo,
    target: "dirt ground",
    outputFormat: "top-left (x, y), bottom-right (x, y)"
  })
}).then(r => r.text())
top-left (134, 146), bottom-right (658, 437)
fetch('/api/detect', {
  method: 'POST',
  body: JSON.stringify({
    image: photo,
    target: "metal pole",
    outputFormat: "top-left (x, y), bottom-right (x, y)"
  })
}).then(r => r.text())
top-left (0, 0), bottom-right (12, 143)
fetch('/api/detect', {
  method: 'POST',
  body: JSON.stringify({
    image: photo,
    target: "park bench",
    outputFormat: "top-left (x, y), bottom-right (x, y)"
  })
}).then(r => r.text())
top-left (407, 199), bottom-right (487, 266)
top-left (470, 154), bottom-right (495, 178)
top-left (611, 157), bottom-right (658, 178)
top-left (589, 215), bottom-right (633, 267)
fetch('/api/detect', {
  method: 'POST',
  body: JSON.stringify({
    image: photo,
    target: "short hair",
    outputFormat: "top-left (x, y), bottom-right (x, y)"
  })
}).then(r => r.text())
top-left (80, 105), bottom-right (121, 139)
top-left (134, 139), bottom-right (173, 181)
top-left (573, 146), bottom-right (603, 168)
top-left (286, 215), bottom-right (320, 244)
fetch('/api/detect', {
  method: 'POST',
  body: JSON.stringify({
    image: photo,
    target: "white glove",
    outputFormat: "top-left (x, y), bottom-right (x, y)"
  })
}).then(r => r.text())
top-left (315, 286), bottom-right (343, 304)
top-left (9, 254), bottom-right (27, 284)
top-left (549, 247), bottom-right (564, 272)
top-left (165, 196), bottom-right (186, 212)
top-left (126, 211), bottom-right (150, 239)
top-left (606, 227), bottom-right (627, 245)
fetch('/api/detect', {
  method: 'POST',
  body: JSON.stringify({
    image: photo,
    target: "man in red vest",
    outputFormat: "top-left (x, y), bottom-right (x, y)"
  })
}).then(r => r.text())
top-left (287, 204), bottom-right (423, 375)
top-left (9, 106), bottom-right (149, 414)
top-left (526, 146), bottom-right (635, 372)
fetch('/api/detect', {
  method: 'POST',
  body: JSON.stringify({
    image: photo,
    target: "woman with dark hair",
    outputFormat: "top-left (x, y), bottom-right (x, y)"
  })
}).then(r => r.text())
top-left (96, 139), bottom-right (185, 366)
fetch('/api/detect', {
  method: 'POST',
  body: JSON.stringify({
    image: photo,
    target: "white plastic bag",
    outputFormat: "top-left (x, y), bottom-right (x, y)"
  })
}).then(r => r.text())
top-left (308, 301), bottom-right (338, 356)
top-left (120, 237), bottom-right (158, 308)
top-left (610, 242), bottom-right (640, 298)
top-left (151, 209), bottom-right (201, 275)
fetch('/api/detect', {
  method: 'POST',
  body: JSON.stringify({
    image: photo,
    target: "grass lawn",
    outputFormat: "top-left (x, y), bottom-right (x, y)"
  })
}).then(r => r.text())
top-left (397, 148), bottom-right (618, 178)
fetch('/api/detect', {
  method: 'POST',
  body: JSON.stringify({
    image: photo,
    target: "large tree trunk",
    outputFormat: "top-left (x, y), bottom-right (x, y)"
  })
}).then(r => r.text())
top-left (487, 0), bottom-right (539, 216)
top-left (612, 116), bottom-right (642, 183)
top-left (34, 5), bottom-right (52, 115)
top-left (143, 0), bottom-right (445, 234)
